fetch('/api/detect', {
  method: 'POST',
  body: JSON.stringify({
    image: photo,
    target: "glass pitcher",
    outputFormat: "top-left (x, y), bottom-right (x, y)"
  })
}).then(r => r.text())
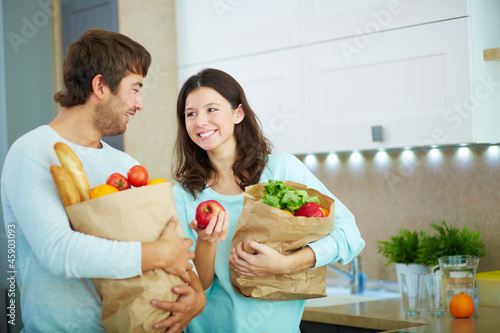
top-left (432, 255), bottom-right (480, 307)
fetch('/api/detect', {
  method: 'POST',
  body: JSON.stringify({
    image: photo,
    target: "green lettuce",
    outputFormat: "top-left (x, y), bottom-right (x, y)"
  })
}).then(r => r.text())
top-left (262, 180), bottom-right (319, 214)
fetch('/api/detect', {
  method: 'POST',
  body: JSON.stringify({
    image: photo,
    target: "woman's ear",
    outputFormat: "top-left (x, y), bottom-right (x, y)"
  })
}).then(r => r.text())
top-left (91, 74), bottom-right (106, 100)
top-left (234, 104), bottom-right (245, 124)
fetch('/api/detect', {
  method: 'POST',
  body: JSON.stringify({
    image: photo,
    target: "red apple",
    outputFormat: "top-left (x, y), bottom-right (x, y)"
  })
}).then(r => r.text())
top-left (294, 202), bottom-right (325, 218)
top-left (195, 200), bottom-right (225, 229)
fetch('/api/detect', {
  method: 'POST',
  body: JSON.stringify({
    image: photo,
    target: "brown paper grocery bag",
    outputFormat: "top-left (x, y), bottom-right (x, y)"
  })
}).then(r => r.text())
top-left (229, 180), bottom-right (335, 301)
top-left (65, 182), bottom-right (186, 333)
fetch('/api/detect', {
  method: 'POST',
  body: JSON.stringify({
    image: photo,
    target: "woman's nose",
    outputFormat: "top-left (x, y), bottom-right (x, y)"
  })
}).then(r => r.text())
top-left (196, 111), bottom-right (208, 125)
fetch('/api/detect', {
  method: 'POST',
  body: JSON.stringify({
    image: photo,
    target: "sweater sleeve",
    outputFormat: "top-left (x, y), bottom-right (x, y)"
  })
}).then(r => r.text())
top-left (1, 138), bottom-right (142, 279)
top-left (267, 153), bottom-right (365, 267)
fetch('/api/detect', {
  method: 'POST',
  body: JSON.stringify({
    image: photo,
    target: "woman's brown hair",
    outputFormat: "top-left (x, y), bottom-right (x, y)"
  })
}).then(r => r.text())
top-left (173, 68), bottom-right (272, 198)
top-left (54, 29), bottom-right (151, 107)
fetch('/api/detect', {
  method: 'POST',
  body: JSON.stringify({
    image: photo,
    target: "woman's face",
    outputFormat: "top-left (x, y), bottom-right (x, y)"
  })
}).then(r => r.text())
top-left (184, 87), bottom-right (244, 153)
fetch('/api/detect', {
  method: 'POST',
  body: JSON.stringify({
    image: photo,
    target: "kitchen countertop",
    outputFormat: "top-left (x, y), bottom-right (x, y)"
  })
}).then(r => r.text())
top-left (302, 298), bottom-right (499, 332)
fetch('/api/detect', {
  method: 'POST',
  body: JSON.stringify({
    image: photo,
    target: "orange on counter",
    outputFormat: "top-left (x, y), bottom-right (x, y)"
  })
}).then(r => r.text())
top-left (449, 292), bottom-right (475, 318)
top-left (146, 178), bottom-right (168, 186)
top-left (89, 184), bottom-right (119, 199)
top-left (450, 318), bottom-right (475, 333)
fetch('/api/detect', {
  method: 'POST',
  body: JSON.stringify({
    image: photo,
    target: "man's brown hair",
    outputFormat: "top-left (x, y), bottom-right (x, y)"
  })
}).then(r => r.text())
top-left (54, 29), bottom-right (151, 107)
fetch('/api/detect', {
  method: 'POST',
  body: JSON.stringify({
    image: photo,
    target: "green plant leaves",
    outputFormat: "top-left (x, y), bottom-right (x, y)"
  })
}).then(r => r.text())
top-left (417, 220), bottom-right (486, 267)
top-left (377, 220), bottom-right (486, 267)
top-left (377, 229), bottom-right (427, 266)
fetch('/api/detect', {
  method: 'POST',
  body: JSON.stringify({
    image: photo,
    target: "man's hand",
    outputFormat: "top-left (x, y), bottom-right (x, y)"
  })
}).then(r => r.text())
top-left (142, 216), bottom-right (195, 282)
top-left (151, 271), bottom-right (206, 332)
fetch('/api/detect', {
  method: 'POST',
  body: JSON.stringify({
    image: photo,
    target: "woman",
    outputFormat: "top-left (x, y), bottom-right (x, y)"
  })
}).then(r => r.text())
top-left (172, 68), bottom-right (365, 332)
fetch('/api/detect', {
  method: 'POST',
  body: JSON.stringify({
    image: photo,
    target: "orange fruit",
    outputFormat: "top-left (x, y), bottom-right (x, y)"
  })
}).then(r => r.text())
top-left (449, 293), bottom-right (474, 318)
top-left (321, 207), bottom-right (330, 217)
top-left (146, 178), bottom-right (168, 186)
top-left (89, 184), bottom-right (119, 199)
top-left (281, 209), bottom-right (293, 216)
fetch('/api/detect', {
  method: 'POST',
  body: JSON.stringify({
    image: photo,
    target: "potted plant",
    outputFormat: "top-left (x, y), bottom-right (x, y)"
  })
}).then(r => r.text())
top-left (417, 220), bottom-right (486, 267)
top-left (378, 221), bottom-right (487, 293)
top-left (377, 228), bottom-right (430, 291)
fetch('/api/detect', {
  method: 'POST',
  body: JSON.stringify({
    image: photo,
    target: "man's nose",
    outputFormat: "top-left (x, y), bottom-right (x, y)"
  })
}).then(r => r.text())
top-left (135, 93), bottom-right (144, 111)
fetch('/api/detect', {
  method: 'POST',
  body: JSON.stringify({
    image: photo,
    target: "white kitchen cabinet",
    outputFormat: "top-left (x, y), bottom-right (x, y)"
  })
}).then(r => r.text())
top-left (177, 48), bottom-right (306, 154)
top-left (176, 0), bottom-right (500, 154)
top-left (175, 0), bottom-right (300, 67)
top-left (299, 0), bottom-right (468, 46)
top-left (468, 0), bottom-right (500, 144)
top-left (301, 18), bottom-right (473, 152)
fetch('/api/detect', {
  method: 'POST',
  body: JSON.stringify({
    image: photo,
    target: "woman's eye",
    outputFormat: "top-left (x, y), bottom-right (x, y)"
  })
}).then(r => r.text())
top-left (185, 112), bottom-right (195, 118)
top-left (208, 108), bottom-right (217, 112)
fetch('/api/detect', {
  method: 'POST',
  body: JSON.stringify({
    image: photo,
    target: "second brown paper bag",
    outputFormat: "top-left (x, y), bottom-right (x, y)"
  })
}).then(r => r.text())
top-left (65, 182), bottom-right (186, 333)
top-left (229, 180), bottom-right (335, 301)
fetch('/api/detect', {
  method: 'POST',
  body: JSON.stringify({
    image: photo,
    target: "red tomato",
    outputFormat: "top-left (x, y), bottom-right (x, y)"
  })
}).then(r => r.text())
top-left (127, 165), bottom-right (148, 187)
top-left (106, 173), bottom-right (130, 191)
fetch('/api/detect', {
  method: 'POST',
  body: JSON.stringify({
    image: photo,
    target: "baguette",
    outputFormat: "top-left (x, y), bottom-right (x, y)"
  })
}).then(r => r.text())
top-left (53, 142), bottom-right (90, 201)
top-left (50, 165), bottom-right (81, 207)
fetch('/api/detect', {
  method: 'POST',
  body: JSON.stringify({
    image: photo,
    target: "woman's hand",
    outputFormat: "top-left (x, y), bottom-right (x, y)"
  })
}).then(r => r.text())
top-left (189, 211), bottom-right (230, 243)
top-left (190, 211), bottom-right (230, 289)
top-left (229, 241), bottom-right (287, 277)
top-left (229, 241), bottom-right (317, 277)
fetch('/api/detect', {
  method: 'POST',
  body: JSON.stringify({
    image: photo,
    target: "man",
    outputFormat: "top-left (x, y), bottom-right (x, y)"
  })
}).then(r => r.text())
top-left (1, 29), bottom-right (205, 332)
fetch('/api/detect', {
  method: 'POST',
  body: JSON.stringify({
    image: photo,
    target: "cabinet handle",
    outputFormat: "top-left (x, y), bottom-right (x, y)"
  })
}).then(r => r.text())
top-left (484, 48), bottom-right (500, 61)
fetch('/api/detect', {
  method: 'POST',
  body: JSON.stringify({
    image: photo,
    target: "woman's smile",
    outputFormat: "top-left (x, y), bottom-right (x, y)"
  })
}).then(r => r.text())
top-left (198, 129), bottom-right (217, 139)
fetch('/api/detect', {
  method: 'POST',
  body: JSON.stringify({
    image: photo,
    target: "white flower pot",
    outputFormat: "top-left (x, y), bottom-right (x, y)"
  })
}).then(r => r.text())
top-left (395, 263), bottom-right (430, 299)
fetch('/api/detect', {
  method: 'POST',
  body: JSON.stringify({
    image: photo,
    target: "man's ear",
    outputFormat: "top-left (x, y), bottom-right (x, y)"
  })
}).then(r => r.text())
top-left (91, 74), bottom-right (107, 100)
top-left (234, 104), bottom-right (245, 124)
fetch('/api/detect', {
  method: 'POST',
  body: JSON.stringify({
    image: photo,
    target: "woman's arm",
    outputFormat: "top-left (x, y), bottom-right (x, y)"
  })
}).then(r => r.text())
top-left (277, 153), bottom-right (365, 266)
top-left (229, 153), bottom-right (365, 275)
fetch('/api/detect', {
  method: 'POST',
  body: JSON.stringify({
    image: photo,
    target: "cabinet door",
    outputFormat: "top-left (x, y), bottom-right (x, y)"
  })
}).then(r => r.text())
top-left (299, 0), bottom-right (468, 45)
top-left (302, 18), bottom-right (472, 153)
top-left (178, 48), bottom-right (305, 154)
top-left (175, 0), bottom-right (300, 67)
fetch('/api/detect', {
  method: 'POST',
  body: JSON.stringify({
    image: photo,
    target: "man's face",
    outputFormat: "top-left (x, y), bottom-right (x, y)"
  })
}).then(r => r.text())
top-left (93, 73), bottom-right (144, 137)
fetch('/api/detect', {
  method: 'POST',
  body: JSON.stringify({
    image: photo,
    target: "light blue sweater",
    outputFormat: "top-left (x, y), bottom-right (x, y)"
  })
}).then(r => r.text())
top-left (1, 126), bottom-right (143, 332)
top-left (173, 152), bottom-right (365, 333)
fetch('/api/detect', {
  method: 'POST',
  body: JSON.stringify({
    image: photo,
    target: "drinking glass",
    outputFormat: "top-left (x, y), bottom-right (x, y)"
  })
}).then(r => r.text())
top-left (424, 272), bottom-right (446, 316)
top-left (400, 273), bottom-right (423, 316)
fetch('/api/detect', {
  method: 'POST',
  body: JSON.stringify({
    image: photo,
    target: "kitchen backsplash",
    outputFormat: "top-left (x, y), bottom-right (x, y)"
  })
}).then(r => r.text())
top-left (299, 145), bottom-right (499, 282)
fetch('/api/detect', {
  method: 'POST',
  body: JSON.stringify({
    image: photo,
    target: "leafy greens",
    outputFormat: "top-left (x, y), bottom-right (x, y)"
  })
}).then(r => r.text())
top-left (262, 180), bottom-right (319, 214)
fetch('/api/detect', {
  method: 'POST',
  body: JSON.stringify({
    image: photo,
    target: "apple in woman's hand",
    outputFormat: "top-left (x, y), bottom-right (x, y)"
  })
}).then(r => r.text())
top-left (195, 200), bottom-right (225, 229)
